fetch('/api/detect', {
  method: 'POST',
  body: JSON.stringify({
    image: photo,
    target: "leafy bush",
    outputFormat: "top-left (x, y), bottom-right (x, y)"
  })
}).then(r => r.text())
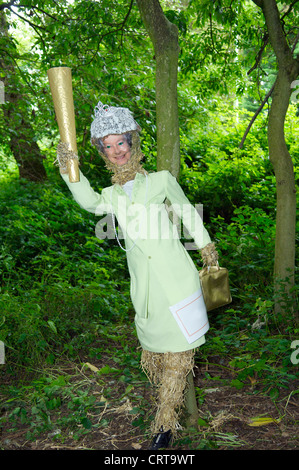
top-left (0, 173), bottom-right (132, 368)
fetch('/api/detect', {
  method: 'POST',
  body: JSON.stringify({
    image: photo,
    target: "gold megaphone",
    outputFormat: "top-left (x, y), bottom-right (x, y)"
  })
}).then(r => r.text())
top-left (47, 66), bottom-right (80, 182)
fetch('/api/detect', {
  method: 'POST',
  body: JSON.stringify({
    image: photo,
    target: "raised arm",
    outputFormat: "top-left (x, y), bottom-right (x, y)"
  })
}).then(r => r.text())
top-left (57, 141), bottom-right (106, 214)
top-left (61, 170), bottom-right (106, 214)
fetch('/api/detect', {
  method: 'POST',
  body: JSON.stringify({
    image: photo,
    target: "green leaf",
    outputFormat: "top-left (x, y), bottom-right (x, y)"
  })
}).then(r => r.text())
top-left (197, 418), bottom-right (208, 427)
top-left (81, 417), bottom-right (92, 429)
top-left (97, 365), bottom-right (120, 375)
top-left (47, 320), bottom-right (57, 334)
top-left (248, 416), bottom-right (282, 427)
top-left (230, 379), bottom-right (244, 390)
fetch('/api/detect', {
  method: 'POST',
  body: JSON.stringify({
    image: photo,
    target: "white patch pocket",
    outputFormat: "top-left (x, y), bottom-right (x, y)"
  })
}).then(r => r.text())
top-left (169, 289), bottom-right (209, 344)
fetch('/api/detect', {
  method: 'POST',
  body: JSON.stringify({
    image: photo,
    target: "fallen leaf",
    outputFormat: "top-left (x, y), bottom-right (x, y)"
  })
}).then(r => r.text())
top-left (99, 395), bottom-right (108, 403)
top-left (84, 362), bottom-right (99, 372)
top-left (248, 416), bottom-right (281, 427)
top-left (131, 443), bottom-right (142, 450)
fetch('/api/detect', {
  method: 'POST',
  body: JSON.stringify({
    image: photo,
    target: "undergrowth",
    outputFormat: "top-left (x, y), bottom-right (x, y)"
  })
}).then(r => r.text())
top-left (0, 169), bottom-right (298, 450)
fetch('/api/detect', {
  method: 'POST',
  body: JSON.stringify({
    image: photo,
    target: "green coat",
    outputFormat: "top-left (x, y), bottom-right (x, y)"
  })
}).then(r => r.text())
top-left (61, 169), bottom-right (211, 353)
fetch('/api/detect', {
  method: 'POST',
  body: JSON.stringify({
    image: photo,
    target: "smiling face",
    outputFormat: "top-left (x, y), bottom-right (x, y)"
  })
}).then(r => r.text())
top-left (102, 134), bottom-right (131, 166)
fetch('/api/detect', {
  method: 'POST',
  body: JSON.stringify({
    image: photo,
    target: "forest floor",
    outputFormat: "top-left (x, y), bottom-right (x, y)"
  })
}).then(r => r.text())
top-left (1, 344), bottom-right (298, 452)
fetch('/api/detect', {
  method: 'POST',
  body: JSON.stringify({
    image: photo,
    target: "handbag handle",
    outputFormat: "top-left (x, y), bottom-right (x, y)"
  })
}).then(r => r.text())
top-left (206, 261), bottom-right (219, 272)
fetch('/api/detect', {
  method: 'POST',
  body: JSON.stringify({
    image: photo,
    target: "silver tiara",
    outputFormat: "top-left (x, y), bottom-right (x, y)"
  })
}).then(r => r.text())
top-left (90, 101), bottom-right (140, 139)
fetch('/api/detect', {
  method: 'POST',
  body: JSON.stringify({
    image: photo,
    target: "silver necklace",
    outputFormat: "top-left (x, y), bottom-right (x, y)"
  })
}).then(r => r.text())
top-left (110, 173), bottom-right (148, 252)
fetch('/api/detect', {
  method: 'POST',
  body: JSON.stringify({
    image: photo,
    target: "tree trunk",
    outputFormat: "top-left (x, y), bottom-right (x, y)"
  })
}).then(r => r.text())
top-left (185, 371), bottom-right (199, 427)
top-left (268, 70), bottom-right (297, 317)
top-left (3, 93), bottom-right (47, 182)
top-left (253, 0), bottom-right (299, 319)
top-left (136, 0), bottom-right (181, 177)
top-left (0, 11), bottom-right (47, 182)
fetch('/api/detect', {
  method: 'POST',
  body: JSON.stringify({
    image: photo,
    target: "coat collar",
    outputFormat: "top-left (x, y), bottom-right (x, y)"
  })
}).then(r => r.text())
top-left (113, 172), bottom-right (147, 201)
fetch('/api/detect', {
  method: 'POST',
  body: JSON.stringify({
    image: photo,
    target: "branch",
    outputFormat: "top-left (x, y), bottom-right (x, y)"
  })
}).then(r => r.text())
top-left (239, 81), bottom-right (276, 149)
top-left (119, 0), bottom-right (134, 46)
top-left (281, 0), bottom-right (299, 21)
top-left (8, 7), bottom-right (46, 30)
top-left (209, 13), bottom-right (216, 52)
top-left (0, 1), bottom-right (17, 11)
top-left (247, 33), bottom-right (269, 75)
top-left (17, 3), bottom-right (59, 21)
top-left (75, 1), bottom-right (135, 70)
top-left (261, 0), bottom-right (293, 66)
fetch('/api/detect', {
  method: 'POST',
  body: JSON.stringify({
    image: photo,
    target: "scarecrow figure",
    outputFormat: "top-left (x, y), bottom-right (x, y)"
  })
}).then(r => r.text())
top-left (56, 102), bottom-right (218, 449)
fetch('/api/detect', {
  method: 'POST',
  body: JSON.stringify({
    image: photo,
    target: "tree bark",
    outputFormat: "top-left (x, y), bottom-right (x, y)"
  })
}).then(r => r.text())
top-left (185, 371), bottom-right (199, 427)
top-left (252, 0), bottom-right (299, 318)
top-left (268, 70), bottom-right (297, 317)
top-left (136, 0), bottom-right (181, 177)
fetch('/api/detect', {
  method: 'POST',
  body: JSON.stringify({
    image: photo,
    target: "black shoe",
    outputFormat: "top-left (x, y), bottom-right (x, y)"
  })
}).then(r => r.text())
top-left (149, 428), bottom-right (172, 450)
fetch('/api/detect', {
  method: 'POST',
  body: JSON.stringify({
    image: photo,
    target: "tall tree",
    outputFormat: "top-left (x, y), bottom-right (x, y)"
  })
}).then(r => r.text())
top-left (0, 10), bottom-right (47, 181)
top-left (136, 0), bottom-right (181, 177)
top-left (186, 0), bottom-right (298, 319)
top-left (251, 0), bottom-right (299, 318)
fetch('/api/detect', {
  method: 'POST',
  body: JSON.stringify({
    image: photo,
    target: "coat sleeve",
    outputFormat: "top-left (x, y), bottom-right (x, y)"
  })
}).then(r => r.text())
top-left (61, 170), bottom-right (108, 215)
top-left (164, 170), bottom-right (211, 249)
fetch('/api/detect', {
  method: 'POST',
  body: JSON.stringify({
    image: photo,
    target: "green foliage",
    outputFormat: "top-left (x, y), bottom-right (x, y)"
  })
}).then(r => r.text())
top-left (2, 374), bottom-right (99, 439)
top-left (0, 0), bottom-right (298, 449)
top-left (0, 173), bottom-right (132, 368)
top-left (0, 360), bottom-right (143, 441)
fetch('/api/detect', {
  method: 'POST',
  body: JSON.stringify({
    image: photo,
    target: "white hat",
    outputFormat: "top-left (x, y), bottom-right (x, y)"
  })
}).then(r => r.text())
top-left (90, 101), bottom-right (140, 139)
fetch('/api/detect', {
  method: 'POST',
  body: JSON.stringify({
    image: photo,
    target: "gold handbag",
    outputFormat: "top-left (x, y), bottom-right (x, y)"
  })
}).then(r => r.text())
top-left (199, 264), bottom-right (232, 312)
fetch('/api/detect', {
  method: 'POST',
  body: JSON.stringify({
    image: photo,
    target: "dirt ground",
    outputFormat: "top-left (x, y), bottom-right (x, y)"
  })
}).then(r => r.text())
top-left (1, 353), bottom-right (298, 452)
